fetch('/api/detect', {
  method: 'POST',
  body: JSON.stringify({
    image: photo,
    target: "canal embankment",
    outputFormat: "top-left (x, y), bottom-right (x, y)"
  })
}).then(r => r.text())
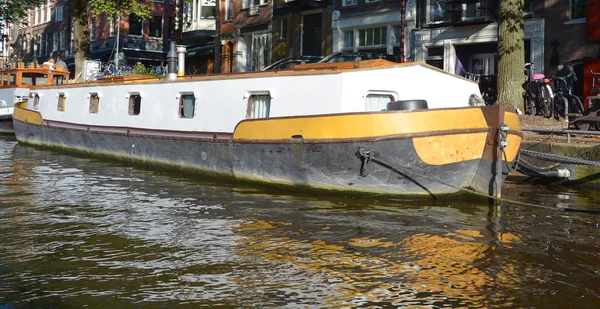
top-left (513, 115), bottom-right (600, 187)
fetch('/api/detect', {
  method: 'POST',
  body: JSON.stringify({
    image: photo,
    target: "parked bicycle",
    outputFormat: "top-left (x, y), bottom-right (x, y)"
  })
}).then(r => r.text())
top-left (552, 64), bottom-right (583, 118)
top-left (523, 63), bottom-right (553, 118)
top-left (90, 62), bottom-right (133, 80)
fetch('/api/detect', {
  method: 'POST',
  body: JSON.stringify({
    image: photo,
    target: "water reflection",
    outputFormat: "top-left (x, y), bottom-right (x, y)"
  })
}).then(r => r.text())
top-left (0, 138), bottom-right (599, 308)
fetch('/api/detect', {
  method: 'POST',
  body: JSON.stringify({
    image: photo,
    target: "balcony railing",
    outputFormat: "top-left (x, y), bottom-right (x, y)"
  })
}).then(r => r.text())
top-left (426, 0), bottom-right (497, 26)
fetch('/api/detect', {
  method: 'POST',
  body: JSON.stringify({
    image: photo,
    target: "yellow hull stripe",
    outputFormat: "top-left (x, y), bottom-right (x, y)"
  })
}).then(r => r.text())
top-left (233, 108), bottom-right (488, 140)
top-left (413, 132), bottom-right (488, 165)
top-left (13, 101), bottom-right (43, 125)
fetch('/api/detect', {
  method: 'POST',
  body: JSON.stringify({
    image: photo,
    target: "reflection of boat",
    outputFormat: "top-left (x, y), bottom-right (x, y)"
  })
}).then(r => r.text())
top-left (12, 60), bottom-right (521, 198)
top-left (0, 65), bottom-right (71, 133)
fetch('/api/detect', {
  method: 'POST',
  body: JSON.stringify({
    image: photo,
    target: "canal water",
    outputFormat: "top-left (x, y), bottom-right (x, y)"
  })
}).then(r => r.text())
top-left (0, 137), bottom-right (599, 308)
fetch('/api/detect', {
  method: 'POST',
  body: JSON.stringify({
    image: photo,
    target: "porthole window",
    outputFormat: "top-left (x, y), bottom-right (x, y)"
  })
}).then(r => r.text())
top-left (179, 93), bottom-right (195, 118)
top-left (247, 94), bottom-right (271, 119)
top-left (89, 93), bottom-right (100, 113)
top-left (365, 94), bottom-right (395, 111)
top-left (57, 93), bottom-right (66, 111)
top-left (129, 93), bottom-right (142, 115)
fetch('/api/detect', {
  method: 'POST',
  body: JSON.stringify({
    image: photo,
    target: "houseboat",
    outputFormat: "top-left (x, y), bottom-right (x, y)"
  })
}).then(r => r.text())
top-left (0, 64), bottom-right (70, 133)
top-left (11, 60), bottom-right (522, 198)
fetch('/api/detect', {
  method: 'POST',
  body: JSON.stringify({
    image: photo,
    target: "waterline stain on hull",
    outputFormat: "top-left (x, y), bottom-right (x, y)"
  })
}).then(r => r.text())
top-left (13, 116), bottom-right (515, 199)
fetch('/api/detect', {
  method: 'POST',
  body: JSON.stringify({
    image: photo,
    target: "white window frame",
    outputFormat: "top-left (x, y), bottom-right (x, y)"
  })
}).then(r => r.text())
top-left (357, 27), bottom-right (387, 48)
top-left (279, 19), bottom-right (287, 40)
top-left (225, 0), bottom-right (234, 20)
top-left (109, 16), bottom-right (116, 37)
top-left (52, 32), bottom-right (58, 52)
top-left (246, 91), bottom-right (272, 119)
top-left (343, 30), bottom-right (354, 50)
top-left (128, 14), bottom-right (144, 37)
top-left (364, 92), bottom-right (397, 112)
top-left (342, 0), bottom-right (357, 7)
top-left (569, 0), bottom-right (586, 21)
top-left (365, 0), bottom-right (381, 3)
top-left (59, 30), bottom-right (65, 50)
top-left (55, 5), bottom-right (63, 22)
top-left (149, 15), bottom-right (163, 39)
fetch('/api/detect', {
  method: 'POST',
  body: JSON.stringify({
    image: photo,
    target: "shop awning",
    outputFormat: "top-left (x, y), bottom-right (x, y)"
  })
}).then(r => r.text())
top-left (187, 45), bottom-right (215, 57)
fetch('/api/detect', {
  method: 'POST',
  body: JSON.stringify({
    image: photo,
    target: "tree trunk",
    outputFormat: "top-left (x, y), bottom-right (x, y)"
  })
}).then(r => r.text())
top-left (496, 0), bottom-right (524, 110)
top-left (69, 0), bottom-right (90, 81)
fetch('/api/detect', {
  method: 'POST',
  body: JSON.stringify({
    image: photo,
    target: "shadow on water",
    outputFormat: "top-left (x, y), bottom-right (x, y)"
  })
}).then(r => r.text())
top-left (1, 139), bottom-right (599, 308)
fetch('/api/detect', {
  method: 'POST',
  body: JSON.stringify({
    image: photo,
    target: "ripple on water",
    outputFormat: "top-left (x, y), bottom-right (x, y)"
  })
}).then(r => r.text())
top-left (0, 139), bottom-right (600, 308)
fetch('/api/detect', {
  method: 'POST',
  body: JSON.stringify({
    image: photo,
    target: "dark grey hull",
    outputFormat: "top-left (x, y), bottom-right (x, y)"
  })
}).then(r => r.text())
top-left (0, 117), bottom-right (14, 134)
top-left (13, 119), bottom-right (504, 198)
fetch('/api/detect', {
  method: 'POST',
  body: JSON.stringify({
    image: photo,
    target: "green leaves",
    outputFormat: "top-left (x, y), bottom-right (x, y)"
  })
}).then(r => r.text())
top-left (0, 0), bottom-right (47, 28)
top-left (88, 0), bottom-right (152, 21)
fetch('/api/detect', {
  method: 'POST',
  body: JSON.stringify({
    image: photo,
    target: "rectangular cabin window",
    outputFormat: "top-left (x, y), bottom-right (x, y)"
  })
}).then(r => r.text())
top-left (57, 94), bottom-right (66, 111)
top-left (33, 94), bottom-right (40, 110)
top-left (179, 94), bottom-right (195, 118)
top-left (89, 93), bottom-right (100, 114)
top-left (2, 73), bottom-right (6, 85)
top-left (365, 94), bottom-right (394, 111)
top-left (247, 95), bottom-right (271, 119)
top-left (9, 74), bottom-right (16, 85)
top-left (129, 94), bottom-right (142, 115)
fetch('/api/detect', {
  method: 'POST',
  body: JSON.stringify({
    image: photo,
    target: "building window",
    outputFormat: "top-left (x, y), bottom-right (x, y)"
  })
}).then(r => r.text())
top-left (90, 16), bottom-right (96, 40)
top-left (57, 93), bottom-right (66, 111)
top-left (129, 93), bottom-right (142, 115)
top-left (149, 16), bottom-right (162, 38)
top-left (52, 32), bottom-right (58, 52)
top-left (343, 31), bottom-right (354, 49)
top-left (179, 94), bottom-right (195, 118)
top-left (59, 30), bottom-right (65, 50)
top-left (428, 0), bottom-right (448, 24)
top-left (226, 0), bottom-right (234, 20)
top-left (280, 19), bottom-right (287, 40)
top-left (365, 94), bottom-right (394, 111)
top-left (365, 0), bottom-right (381, 3)
top-left (247, 94), bottom-right (271, 119)
top-left (342, 0), bottom-right (357, 6)
top-left (571, 0), bottom-right (586, 20)
top-left (33, 94), bottom-right (40, 110)
top-left (358, 27), bottom-right (387, 47)
top-left (109, 16), bottom-right (116, 37)
top-left (129, 14), bottom-right (143, 36)
top-left (426, 47), bottom-right (444, 69)
top-left (89, 93), bottom-right (100, 114)
top-left (55, 5), bottom-right (63, 22)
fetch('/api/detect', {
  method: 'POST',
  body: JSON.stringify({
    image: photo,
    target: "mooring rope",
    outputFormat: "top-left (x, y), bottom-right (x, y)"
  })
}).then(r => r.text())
top-left (357, 148), bottom-right (600, 214)
top-left (520, 149), bottom-right (600, 166)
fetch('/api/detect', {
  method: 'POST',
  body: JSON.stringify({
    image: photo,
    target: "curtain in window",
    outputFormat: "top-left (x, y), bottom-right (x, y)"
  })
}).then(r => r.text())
top-left (251, 95), bottom-right (270, 118)
top-left (365, 94), bottom-right (393, 111)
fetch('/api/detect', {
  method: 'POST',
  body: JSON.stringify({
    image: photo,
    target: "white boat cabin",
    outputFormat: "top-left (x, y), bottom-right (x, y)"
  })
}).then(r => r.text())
top-left (24, 61), bottom-right (482, 133)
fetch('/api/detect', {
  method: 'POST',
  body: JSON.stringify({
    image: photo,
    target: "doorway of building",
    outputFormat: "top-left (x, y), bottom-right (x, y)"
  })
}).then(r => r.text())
top-left (302, 13), bottom-right (323, 56)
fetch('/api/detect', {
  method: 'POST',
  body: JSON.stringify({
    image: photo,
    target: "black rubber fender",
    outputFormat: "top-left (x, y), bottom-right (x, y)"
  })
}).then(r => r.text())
top-left (386, 100), bottom-right (428, 111)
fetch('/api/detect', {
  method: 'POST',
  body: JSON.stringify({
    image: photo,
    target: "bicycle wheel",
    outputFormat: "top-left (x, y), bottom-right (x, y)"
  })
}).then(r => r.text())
top-left (554, 96), bottom-right (567, 119)
top-left (568, 96), bottom-right (584, 115)
top-left (539, 85), bottom-right (553, 118)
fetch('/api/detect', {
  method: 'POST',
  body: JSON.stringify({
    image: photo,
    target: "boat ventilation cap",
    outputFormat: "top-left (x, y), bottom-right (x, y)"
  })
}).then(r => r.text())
top-left (386, 100), bottom-right (428, 111)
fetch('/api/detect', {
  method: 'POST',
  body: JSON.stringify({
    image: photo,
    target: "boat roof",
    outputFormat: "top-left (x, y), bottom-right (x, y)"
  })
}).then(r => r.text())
top-left (13, 60), bottom-right (476, 89)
